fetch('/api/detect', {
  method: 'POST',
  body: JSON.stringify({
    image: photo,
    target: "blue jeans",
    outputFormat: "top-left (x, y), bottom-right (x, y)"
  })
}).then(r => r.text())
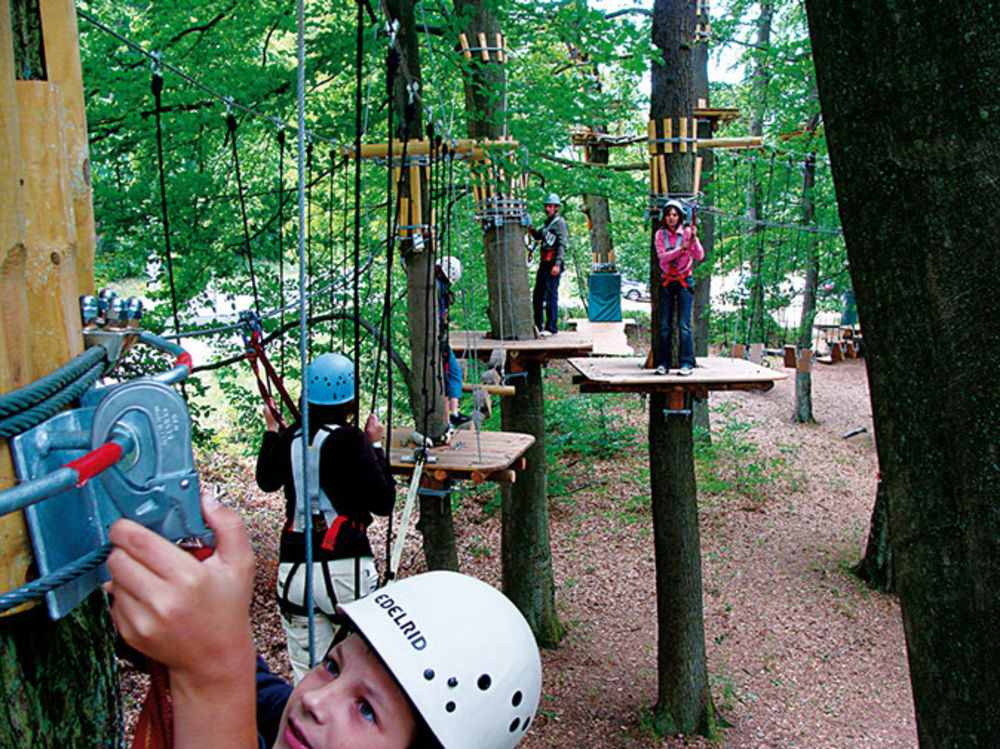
top-left (657, 278), bottom-right (695, 368)
top-left (443, 347), bottom-right (463, 399)
top-left (533, 262), bottom-right (561, 333)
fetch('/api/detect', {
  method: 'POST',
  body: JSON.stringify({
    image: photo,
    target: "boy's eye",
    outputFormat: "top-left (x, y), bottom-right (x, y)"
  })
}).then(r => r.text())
top-left (323, 658), bottom-right (340, 678)
top-left (358, 699), bottom-right (376, 724)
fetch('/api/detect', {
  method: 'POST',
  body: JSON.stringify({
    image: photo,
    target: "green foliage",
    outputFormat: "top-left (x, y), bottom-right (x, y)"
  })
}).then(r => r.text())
top-left (695, 406), bottom-right (805, 505)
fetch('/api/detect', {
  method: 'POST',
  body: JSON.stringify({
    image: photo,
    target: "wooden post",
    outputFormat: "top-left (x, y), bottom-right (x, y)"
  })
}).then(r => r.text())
top-left (783, 344), bottom-right (797, 368)
top-left (39, 0), bottom-right (94, 296)
top-left (0, 1), bottom-right (32, 612)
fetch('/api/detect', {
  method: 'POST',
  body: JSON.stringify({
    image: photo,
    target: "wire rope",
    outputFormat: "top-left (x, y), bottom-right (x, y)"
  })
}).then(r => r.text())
top-left (226, 110), bottom-right (263, 317)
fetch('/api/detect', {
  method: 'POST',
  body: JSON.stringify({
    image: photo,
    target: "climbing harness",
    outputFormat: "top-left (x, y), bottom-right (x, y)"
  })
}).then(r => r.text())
top-left (239, 310), bottom-right (301, 430)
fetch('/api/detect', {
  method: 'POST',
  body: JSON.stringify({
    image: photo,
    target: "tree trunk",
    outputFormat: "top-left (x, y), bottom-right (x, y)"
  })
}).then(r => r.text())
top-left (416, 491), bottom-right (458, 571)
top-left (649, 393), bottom-right (717, 736)
top-left (852, 476), bottom-right (894, 594)
top-left (500, 362), bottom-right (562, 646)
top-left (793, 110), bottom-right (821, 424)
top-left (691, 8), bottom-right (713, 442)
top-left (648, 0), bottom-right (716, 736)
top-left (747, 2), bottom-right (772, 344)
top-left (583, 143), bottom-right (613, 266)
top-left (387, 0), bottom-right (452, 568)
top-left (1, 2), bottom-right (119, 744)
top-left (454, 0), bottom-right (560, 642)
top-left (805, 1), bottom-right (1000, 744)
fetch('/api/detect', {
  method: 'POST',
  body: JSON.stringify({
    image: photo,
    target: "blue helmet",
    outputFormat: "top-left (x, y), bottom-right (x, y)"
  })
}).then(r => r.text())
top-left (306, 353), bottom-right (355, 406)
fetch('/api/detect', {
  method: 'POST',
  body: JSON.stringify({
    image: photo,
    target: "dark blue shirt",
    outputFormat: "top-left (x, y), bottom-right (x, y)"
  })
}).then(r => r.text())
top-left (256, 656), bottom-right (293, 749)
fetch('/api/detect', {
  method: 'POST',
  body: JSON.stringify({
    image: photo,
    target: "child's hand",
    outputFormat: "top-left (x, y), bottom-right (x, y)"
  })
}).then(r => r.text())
top-left (263, 405), bottom-right (280, 432)
top-left (364, 413), bottom-right (385, 444)
top-left (105, 491), bottom-right (255, 683)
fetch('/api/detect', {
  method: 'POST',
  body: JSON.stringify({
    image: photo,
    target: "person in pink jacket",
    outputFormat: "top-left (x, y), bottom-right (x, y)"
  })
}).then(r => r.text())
top-left (654, 199), bottom-right (704, 375)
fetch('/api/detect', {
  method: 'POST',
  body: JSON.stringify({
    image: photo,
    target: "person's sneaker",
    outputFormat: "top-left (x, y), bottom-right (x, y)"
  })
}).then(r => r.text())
top-left (450, 413), bottom-right (473, 428)
top-left (679, 366), bottom-right (693, 376)
top-left (655, 365), bottom-right (669, 375)
top-left (539, 330), bottom-right (553, 338)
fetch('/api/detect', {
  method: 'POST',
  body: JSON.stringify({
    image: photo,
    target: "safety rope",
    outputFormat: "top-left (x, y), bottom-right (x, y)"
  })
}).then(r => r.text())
top-left (277, 126), bottom-right (288, 377)
top-left (150, 63), bottom-right (186, 402)
top-left (0, 358), bottom-right (106, 439)
top-left (226, 109), bottom-right (263, 317)
top-left (0, 345), bottom-right (106, 418)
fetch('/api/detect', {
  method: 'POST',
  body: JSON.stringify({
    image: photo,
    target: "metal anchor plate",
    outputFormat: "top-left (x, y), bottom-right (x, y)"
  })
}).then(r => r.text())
top-left (10, 380), bottom-right (210, 620)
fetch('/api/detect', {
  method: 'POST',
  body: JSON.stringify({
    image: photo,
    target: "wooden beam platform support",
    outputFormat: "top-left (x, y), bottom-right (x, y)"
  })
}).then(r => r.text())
top-left (566, 318), bottom-right (634, 356)
top-left (341, 138), bottom-right (518, 161)
top-left (566, 356), bottom-right (786, 395)
top-left (387, 428), bottom-right (534, 484)
top-left (462, 382), bottom-right (515, 397)
top-left (449, 330), bottom-right (594, 365)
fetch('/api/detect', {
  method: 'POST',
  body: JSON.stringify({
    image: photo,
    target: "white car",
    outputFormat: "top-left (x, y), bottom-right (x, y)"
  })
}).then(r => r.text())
top-left (621, 278), bottom-right (648, 301)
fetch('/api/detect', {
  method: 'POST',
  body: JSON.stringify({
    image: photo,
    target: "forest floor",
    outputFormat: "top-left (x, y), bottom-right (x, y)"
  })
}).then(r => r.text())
top-left (120, 344), bottom-right (917, 748)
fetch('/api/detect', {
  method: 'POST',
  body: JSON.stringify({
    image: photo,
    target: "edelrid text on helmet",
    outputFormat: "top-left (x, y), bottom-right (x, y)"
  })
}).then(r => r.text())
top-left (338, 571), bottom-right (542, 749)
top-left (306, 352), bottom-right (354, 406)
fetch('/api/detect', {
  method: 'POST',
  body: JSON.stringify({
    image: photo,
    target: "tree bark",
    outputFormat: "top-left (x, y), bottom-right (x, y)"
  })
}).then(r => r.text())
top-left (454, 0), bottom-right (561, 642)
top-left (793, 110), bottom-right (821, 424)
top-left (500, 362), bottom-right (562, 647)
top-left (648, 0), bottom-right (716, 737)
top-left (852, 476), bottom-right (894, 594)
top-left (387, 0), bottom-right (453, 568)
top-left (0, 3), bottom-right (119, 744)
top-left (805, 1), bottom-right (1000, 744)
top-left (747, 2), bottom-right (772, 345)
top-left (691, 7), bottom-right (712, 442)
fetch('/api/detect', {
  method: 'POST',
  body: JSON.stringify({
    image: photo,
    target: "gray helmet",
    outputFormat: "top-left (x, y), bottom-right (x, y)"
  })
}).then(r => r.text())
top-left (543, 193), bottom-right (561, 206)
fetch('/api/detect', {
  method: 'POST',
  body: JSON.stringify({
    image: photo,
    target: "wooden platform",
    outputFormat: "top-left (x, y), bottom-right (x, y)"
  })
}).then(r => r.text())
top-left (387, 427), bottom-right (534, 484)
top-left (450, 330), bottom-right (593, 369)
top-left (567, 356), bottom-right (787, 396)
top-left (566, 318), bottom-right (634, 356)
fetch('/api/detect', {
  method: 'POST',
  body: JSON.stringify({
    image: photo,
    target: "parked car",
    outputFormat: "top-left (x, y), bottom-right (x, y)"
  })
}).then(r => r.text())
top-left (621, 278), bottom-right (648, 301)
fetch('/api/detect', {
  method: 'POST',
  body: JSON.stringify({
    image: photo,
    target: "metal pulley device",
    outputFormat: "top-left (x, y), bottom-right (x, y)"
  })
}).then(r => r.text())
top-left (10, 379), bottom-right (211, 619)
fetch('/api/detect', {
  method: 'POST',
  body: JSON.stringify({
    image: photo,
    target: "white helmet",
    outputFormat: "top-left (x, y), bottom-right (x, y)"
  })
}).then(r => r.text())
top-left (338, 571), bottom-right (542, 749)
top-left (438, 255), bottom-right (463, 285)
top-left (543, 193), bottom-right (561, 206)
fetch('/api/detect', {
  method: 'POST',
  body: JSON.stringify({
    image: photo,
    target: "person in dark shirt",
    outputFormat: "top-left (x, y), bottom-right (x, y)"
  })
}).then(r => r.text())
top-left (256, 352), bottom-right (395, 682)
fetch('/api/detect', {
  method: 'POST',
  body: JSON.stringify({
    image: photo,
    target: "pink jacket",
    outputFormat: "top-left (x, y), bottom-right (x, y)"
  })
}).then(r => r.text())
top-left (655, 226), bottom-right (704, 284)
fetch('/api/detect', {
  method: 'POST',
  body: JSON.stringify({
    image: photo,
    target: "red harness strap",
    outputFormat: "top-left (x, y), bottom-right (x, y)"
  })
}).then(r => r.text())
top-left (130, 545), bottom-right (214, 749)
top-left (659, 229), bottom-right (692, 289)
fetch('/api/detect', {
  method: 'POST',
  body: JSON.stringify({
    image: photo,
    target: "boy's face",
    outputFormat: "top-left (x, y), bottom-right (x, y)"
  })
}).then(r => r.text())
top-left (274, 633), bottom-right (418, 749)
top-left (544, 203), bottom-right (557, 219)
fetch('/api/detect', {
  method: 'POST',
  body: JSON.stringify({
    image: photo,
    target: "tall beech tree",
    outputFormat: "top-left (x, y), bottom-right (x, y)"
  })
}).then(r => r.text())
top-left (453, 0), bottom-right (562, 646)
top-left (647, 0), bottom-right (717, 737)
top-left (805, 0), bottom-right (1000, 744)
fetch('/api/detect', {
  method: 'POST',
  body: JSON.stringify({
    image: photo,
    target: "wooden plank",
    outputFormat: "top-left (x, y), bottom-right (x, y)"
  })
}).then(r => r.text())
top-left (831, 341), bottom-right (844, 362)
top-left (0, 1), bottom-right (35, 614)
top-left (783, 345), bottom-right (797, 368)
top-left (387, 428), bottom-right (534, 479)
top-left (797, 348), bottom-right (814, 372)
top-left (566, 356), bottom-right (786, 392)
top-left (449, 330), bottom-right (593, 361)
top-left (748, 342), bottom-right (764, 364)
top-left (458, 32), bottom-right (472, 61)
top-left (40, 0), bottom-right (95, 296)
top-left (679, 115), bottom-right (688, 153)
top-left (478, 32), bottom-right (489, 62)
top-left (730, 343), bottom-right (746, 358)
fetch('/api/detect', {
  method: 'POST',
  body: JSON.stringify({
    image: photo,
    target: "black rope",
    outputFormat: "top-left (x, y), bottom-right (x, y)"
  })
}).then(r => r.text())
top-left (327, 149), bottom-right (337, 349)
top-left (151, 70), bottom-right (187, 400)
top-left (306, 140), bottom-right (315, 360)
top-left (277, 127), bottom-right (287, 377)
top-left (352, 0), bottom-right (364, 420)
top-left (226, 111), bottom-right (262, 317)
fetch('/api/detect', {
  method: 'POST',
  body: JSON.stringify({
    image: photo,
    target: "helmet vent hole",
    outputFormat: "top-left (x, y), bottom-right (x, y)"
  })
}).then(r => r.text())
top-left (511, 690), bottom-right (523, 707)
top-left (447, 677), bottom-right (458, 688)
top-left (445, 701), bottom-right (456, 713)
top-left (477, 674), bottom-right (492, 691)
top-left (423, 669), bottom-right (435, 681)
top-left (509, 718), bottom-right (520, 733)
top-left (523, 717), bottom-right (531, 732)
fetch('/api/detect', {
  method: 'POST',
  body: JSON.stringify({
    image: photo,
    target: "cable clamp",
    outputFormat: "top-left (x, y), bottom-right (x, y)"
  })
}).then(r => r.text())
top-left (406, 81), bottom-right (420, 104)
